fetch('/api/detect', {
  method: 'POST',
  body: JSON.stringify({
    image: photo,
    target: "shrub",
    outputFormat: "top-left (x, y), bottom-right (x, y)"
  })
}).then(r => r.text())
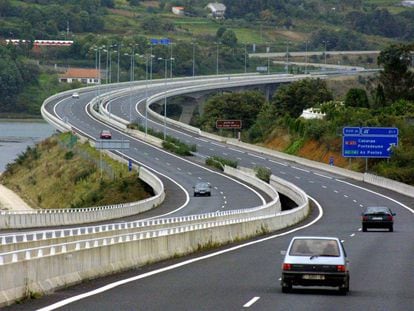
top-left (254, 166), bottom-right (271, 183)
top-left (206, 156), bottom-right (238, 171)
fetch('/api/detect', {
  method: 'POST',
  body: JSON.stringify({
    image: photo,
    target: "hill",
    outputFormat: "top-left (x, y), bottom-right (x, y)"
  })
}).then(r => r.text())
top-left (0, 133), bottom-right (153, 209)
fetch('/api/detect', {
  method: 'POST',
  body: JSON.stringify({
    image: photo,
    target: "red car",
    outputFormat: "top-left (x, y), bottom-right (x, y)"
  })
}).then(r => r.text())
top-left (99, 130), bottom-right (112, 139)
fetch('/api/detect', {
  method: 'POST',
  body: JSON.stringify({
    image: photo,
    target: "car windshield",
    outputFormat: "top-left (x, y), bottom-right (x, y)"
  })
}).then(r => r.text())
top-left (289, 239), bottom-right (340, 257)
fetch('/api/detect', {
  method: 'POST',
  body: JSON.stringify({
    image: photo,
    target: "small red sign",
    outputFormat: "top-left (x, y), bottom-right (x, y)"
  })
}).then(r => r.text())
top-left (216, 120), bottom-right (242, 129)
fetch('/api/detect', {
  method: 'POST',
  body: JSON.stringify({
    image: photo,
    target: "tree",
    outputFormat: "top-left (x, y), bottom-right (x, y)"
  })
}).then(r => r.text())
top-left (377, 44), bottom-right (414, 104)
top-left (271, 78), bottom-right (333, 118)
top-left (200, 91), bottom-right (265, 132)
top-left (220, 30), bottom-right (238, 48)
top-left (344, 88), bottom-right (369, 108)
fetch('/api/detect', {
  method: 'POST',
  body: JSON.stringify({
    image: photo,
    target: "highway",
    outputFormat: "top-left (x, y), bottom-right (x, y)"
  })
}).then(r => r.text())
top-left (4, 74), bottom-right (414, 310)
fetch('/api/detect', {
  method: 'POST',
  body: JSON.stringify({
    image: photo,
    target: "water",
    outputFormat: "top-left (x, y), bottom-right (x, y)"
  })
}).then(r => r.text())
top-left (0, 120), bottom-right (55, 172)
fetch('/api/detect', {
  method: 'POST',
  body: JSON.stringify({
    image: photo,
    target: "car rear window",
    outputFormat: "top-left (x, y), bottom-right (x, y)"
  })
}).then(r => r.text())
top-left (289, 239), bottom-right (340, 257)
top-left (365, 206), bottom-right (390, 214)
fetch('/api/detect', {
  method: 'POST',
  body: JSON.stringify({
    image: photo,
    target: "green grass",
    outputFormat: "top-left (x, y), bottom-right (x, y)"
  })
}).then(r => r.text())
top-left (0, 133), bottom-right (153, 209)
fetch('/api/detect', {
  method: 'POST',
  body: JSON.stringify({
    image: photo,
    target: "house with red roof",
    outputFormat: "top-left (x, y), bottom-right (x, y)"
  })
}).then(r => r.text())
top-left (59, 68), bottom-right (101, 85)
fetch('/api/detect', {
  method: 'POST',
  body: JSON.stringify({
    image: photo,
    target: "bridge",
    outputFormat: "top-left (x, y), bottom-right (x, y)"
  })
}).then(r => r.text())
top-left (1, 72), bottom-right (413, 310)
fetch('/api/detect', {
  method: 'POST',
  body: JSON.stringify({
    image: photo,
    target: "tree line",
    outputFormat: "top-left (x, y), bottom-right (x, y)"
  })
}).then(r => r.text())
top-left (195, 43), bottom-right (414, 184)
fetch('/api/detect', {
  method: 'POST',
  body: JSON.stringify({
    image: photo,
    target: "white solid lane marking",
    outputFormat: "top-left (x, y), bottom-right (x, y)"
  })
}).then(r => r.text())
top-left (291, 166), bottom-right (310, 173)
top-left (269, 159), bottom-right (288, 166)
top-left (243, 297), bottom-right (260, 308)
top-left (195, 137), bottom-right (208, 142)
top-left (211, 142), bottom-right (223, 147)
top-left (313, 172), bottom-right (332, 179)
top-left (228, 147), bottom-right (244, 153)
top-left (38, 196), bottom-right (323, 311)
top-left (248, 153), bottom-right (265, 160)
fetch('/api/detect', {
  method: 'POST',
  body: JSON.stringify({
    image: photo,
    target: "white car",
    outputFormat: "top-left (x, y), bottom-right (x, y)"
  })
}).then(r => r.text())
top-left (281, 236), bottom-right (350, 294)
top-left (72, 92), bottom-right (79, 99)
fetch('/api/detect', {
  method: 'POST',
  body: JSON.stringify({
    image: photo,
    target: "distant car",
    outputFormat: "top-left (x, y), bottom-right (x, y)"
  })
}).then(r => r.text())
top-left (362, 206), bottom-right (395, 232)
top-left (72, 92), bottom-right (79, 99)
top-left (99, 129), bottom-right (112, 139)
top-left (281, 236), bottom-right (350, 294)
top-left (193, 182), bottom-right (211, 197)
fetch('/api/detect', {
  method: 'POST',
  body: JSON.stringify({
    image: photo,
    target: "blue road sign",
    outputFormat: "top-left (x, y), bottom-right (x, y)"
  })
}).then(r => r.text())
top-left (343, 127), bottom-right (360, 135)
top-left (360, 127), bottom-right (398, 136)
top-left (150, 38), bottom-right (171, 45)
top-left (128, 159), bottom-right (132, 172)
top-left (342, 135), bottom-right (398, 158)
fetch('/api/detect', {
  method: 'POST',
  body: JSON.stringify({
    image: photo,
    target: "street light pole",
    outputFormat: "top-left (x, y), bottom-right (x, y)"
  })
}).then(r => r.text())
top-left (305, 40), bottom-right (308, 74)
top-left (267, 45), bottom-right (270, 74)
top-left (117, 43), bottom-right (121, 83)
top-left (286, 41), bottom-right (290, 73)
top-left (216, 42), bottom-right (220, 75)
top-left (158, 57), bottom-right (168, 140)
top-left (244, 43), bottom-right (247, 74)
top-left (192, 41), bottom-right (195, 78)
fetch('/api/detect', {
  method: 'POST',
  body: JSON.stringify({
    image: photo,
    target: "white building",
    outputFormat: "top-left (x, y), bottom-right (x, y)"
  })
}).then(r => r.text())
top-left (401, 0), bottom-right (414, 7)
top-left (172, 6), bottom-right (185, 15)
top-left (206, 3), bottom-right (226, 19)
top-left (300, 108), bottom-right (326, 120)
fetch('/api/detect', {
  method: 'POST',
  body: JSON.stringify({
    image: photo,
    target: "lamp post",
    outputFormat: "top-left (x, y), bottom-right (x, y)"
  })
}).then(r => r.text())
top-left (266, 45), bottom-right (270, 74)
top-left (323, 40), bottom-right (328, 66)
top-left (158, 57), bottom-right (168, 140)
top-left (244, 43), bottom-right (247, 74)
top-left (305, 40), bottom-right (309, 74)
top-left (216, 42), bottom-right (220, 75)
top-left (117, 43), bottom-right (121, 83)
top-left (192, 41), bottom-right (196, 78)
top-left (286, 41), bottom-right (290, 73)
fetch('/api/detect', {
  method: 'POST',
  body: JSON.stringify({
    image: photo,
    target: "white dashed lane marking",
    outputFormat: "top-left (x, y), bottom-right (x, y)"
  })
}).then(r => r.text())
top-left (243, 297), bottom-right (260, 308)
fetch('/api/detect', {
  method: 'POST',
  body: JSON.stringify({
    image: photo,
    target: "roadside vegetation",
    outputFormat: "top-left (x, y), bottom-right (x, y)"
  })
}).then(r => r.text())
top-left (197, 43), bottom-right (414, 185)
top-left (1, 0), bottom-right (414, 117)
top-left (0, 133), bottom-right (153, 209)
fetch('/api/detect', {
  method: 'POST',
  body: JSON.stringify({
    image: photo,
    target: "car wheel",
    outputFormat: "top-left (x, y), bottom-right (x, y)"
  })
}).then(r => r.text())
top-left (339, 278), bottom-right (349, 295)
top-left (362, 225), bottom-right (367, 232)
top-left (281, 284), bottom-right (291, 293)
top-left (194, 193), bottom-right (197, 197)
top-left (389, 225), bottom-right (393, 232)
top-left (208, 192), bottom-right (211, 197)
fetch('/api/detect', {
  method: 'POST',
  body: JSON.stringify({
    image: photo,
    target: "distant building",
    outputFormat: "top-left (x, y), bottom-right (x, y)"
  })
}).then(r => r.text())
top-left (300, 108), bottom-right (326, 120)
top-left (206, 2), bottom-right (226, 19)
top-left (401, 0), bottom-right (414, 7)
top-left (172, 6), bottom-right (185, 15)
top-left (59, 68), bottom-right (100, 85)
top-left (5, 39), bottom-right (73, 47)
